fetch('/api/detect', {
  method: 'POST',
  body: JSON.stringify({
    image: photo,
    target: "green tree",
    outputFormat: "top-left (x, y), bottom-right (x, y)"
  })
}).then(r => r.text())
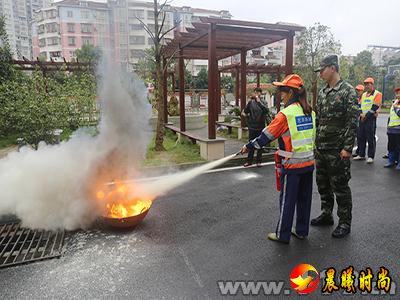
top-left (75, 44), bottom-right (102, 65)
top-left (221, 75), bottom-right (234, 93)
top-left (0, 15), bottom-right (15, 81)
top-left (194, 68), bottom-right (208, 90)
top-left (295, 23), bottom-right (341, 107)
top-left (137, 0), bottom-right (179, 151)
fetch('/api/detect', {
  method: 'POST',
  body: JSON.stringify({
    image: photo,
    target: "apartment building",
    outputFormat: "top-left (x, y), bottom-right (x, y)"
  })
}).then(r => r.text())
top-left (33, 0), bottom-right (113, 61)
top-left (0, 0), bottom-right (31, 58)
top-left (109, 0), bottom-right (175, 67)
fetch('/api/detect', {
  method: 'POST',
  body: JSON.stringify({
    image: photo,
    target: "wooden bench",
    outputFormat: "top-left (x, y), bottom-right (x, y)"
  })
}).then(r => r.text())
top-left (215, 122), bottom-right (248, 139)
top-left (165, 124), bottom-right (205, 144)
top-left (165, 124), bottom-right (225, 160)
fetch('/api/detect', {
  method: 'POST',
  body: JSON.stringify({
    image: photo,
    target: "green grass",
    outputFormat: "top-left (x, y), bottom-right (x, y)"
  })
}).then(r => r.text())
top-left (379, 107), bottom-right (390, 114)
top-left (0, 134), bottom-right (19, 149)
top-left (143, 130), bottom-right (204, 166)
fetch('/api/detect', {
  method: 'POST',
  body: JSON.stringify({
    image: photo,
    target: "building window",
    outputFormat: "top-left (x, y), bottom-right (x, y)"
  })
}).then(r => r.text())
top-left (97, 11), bottom-right (106, 20)
top-left (129, 35), bottom-right (145, 45)
top-left (47, 37), bottom-right (59, 45)
top-left (130, 49), bottom-right (145, 59)
top-left (147, 10), bottom-right (154, 19)
top-left (68, 36), bottom-right (76, 46)
top-left (39, 38), bottom-right (46, 47)
top-left (129, 9), bottom-right (144, 19)
top-left (129, 24), bottom-right (143, 31)
top-left (38, 24), bottom-right (45, 34)
top-left (147, 24), bottom-right (155, 34)
top-left (119, 23), bottom-right (126, 33)
top-left (81, 23), bottom-right (92, 33)
top-left (67, 11), bottom-right (73, 18)
top-left (81, 10), bottom-right (90, 19)
top-left (49, 51), bottom-right (61, 58)
top-left (82, 36), bottom-right (93, 45)
top-left (69, 50), bottom-right (75, 57)
top-left (67, 23), bottom-right (75, 33)
top-left (45, 23), bottom-right (58, 33)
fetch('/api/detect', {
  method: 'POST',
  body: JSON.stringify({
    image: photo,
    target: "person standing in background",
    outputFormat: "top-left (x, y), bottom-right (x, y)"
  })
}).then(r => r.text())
top-left (384, 87), bottom-right (400, 170)
top-left (353, 78), bottom-right (382, 164)
top-left (242, 89), bottom-right (269, 167)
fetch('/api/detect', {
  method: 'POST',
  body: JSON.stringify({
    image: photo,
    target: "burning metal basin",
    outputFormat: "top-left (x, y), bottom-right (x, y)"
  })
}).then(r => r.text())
top-left (102, 207), bottom-right (150, 228)
top-left (96, 181), bottom-right (153, 229)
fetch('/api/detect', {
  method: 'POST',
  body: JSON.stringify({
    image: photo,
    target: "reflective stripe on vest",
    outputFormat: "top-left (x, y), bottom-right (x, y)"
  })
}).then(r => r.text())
top-left (388, 103), bottom-right (400, 127)
top-left (361, 91), bottom-right (376, 114)
top-left (279, 103), bottom-right (316, 164)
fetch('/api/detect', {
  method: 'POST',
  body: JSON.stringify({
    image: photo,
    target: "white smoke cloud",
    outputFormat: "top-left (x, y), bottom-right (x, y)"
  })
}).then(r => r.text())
top-left (0, 64), bottom-right (152, 230)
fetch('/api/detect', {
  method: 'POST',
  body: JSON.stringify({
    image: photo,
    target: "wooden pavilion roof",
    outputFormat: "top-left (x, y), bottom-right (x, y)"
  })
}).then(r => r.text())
top-left (163, 17), bottom-right (304, 60)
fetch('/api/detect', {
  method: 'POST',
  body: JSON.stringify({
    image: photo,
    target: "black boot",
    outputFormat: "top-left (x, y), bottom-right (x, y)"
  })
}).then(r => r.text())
top-left (332, 225), bottom-right (351, 238)
top-left (311, 214), bottom-right (334, 226)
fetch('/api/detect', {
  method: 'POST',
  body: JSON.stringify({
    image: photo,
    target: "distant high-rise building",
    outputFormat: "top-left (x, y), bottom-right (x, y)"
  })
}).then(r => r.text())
top-left (0, 0), bottom-right (31, 58)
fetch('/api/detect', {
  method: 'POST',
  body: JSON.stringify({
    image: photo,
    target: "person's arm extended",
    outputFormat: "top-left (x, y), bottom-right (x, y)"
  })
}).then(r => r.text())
top-left (342, 87), bottom-right (359, 153)
top-left (246, 112), bottom-right (288, 149)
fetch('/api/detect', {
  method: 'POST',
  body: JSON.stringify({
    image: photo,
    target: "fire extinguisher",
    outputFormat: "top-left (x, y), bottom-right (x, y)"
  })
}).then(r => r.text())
top-left (274, 151), bottom-right (282, 191)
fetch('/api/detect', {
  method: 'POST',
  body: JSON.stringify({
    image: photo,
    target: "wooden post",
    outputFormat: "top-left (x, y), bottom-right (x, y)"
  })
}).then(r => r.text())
top-left (171, 72), bottom-right (175, 93)
top-left (285, 31), bottom-right (294, 75)
top-left (207, 23), bottom-right (217, 139)
top-left (235, 67), bottom-right (240, 106)
top-left (276, 71), bottom-right (282, 112)
top-left (179, 48), bottom-right (185, 132)
top-left (162, 57), bottom-right (168, 124)
top-left (256, 72), bottom-right (260, 88)
top-left (217, 69), bottom-right (222, 116)
top-left (240, 49), bottom-right (247, 128)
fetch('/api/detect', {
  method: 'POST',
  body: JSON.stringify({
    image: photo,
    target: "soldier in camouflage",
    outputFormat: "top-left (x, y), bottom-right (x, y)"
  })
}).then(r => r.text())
top-left (310, 55), bottom-right (359, 238)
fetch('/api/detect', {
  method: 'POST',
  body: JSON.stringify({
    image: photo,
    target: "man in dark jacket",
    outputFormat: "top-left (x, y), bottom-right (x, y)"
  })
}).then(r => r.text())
top-left (242, 88), bottom-right (269, 167)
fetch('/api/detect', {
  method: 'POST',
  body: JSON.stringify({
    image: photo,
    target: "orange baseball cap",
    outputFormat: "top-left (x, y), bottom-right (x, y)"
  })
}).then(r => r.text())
top-left (363, 77), bottom-right (375, 84)
top-left (355, 84), bottom-right (365, 91)
top-left (394, 87), bottom-right (400, 92)
top-left (273, 74), bottom-right (304, 89)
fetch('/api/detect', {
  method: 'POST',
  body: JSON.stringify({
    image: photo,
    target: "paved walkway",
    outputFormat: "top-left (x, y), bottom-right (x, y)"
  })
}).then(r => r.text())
top-left (2, 115), bottom-right (399, 299)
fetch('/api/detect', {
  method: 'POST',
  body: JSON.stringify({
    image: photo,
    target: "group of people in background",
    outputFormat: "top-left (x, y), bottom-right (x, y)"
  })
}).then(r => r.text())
top-left (240, 54), bottom-right (400, 244)
top-left (353, 78), bottom-right (400, 170)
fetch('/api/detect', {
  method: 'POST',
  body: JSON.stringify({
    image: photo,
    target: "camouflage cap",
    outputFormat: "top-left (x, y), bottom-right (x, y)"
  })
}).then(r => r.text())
top-left (314, 55), bottom-right (339, 72)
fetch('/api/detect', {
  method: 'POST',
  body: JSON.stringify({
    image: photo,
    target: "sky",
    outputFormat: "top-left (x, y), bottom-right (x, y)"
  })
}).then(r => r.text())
top-left (64, 0), bottom-right (400, 55)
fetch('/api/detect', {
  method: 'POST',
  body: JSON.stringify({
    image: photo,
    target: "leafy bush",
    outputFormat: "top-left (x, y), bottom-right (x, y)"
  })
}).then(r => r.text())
top-left (0, 71), bottom-right (98, 148)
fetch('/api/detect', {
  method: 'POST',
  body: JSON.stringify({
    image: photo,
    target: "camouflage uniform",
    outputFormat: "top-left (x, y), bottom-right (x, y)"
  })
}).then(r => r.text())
top-left (315, 80), bottom-right (359, 228)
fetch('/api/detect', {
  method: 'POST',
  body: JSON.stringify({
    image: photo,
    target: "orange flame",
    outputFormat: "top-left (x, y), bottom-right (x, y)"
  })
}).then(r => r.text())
top-left (96, 181), bottom-right (153, 219)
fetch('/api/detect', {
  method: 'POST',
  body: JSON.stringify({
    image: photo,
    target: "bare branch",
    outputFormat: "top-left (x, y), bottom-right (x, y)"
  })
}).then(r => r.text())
top-left (135, 16), bottom-right (155, 41)
top-left (158, 11), bottom-right (166, 36)
top-left (157, 0), bottom-right (168, 17)
top-left (160, 19), bottom-right (181, 41)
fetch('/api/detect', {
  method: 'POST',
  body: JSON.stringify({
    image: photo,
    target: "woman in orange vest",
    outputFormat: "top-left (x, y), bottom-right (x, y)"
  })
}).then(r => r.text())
top-left (241, 74), bottom-right (315, 244)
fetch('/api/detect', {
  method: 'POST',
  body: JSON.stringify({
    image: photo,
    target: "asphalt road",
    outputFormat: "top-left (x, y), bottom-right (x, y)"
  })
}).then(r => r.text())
top-left (1, 115), bottom-right (399, 299)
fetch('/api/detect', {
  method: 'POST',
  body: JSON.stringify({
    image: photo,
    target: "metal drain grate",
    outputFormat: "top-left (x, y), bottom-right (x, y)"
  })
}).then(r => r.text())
top-left (0, 222), bottom-right (64, 269)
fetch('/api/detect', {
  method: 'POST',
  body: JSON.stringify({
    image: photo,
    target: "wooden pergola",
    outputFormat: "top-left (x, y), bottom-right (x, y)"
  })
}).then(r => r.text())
top-left (162, 17), bottom-right (304, 139)
top-left (218, 63), bottom-right (284, 108)
top-left (12, 57), bottom-right (94, 75)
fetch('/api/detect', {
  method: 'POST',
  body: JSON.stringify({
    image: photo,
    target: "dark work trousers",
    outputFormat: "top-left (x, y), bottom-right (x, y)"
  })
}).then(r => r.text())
top-left (247, 129), bottom-right (263, 164)
top-left (357, 117), bottom-right (376, 159)
top-left (388, 133), bottom-right (400, 160)
top-left (275, 169), bottom-right (313, 242)
top-left (355, 120), bottom-right (361, 156)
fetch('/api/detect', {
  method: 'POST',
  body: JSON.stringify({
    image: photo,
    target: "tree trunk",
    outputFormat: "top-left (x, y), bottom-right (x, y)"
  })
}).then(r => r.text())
top-left (153, 0), bottom-right (165, 151)
top-left (154, 58), bottom-right (165, 151)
